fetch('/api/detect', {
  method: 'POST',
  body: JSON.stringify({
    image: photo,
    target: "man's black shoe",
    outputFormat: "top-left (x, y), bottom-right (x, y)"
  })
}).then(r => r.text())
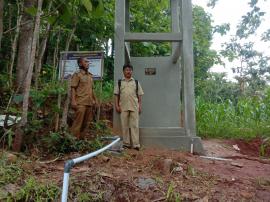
top-left (134, 147), bottom-right (140, 151)
top-left (123, 145), bottom-right (131, 149)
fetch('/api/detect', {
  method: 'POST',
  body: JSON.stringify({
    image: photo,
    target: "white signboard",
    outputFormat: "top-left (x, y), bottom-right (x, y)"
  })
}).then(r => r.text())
top-left (59, 51), bottom-right (104, 80)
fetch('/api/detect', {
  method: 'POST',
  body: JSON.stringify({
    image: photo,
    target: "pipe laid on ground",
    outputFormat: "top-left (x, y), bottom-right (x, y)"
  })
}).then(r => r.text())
top-left (200, 156), bottom-right (232, 161)
top-left (61, 136), bottom-right (121, 202)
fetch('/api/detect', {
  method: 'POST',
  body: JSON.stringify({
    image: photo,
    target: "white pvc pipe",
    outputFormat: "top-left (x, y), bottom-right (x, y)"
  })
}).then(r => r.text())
top-left (190, 143), bottom-right (193, 154)
top-left (61, 173), bottom-right (70, 202)
top-left (200, 156), bottom-right (232, 161)
top-left (61, 137), bottom-right (120, 202)
top-left (73, 138), bottom-right (120, 164)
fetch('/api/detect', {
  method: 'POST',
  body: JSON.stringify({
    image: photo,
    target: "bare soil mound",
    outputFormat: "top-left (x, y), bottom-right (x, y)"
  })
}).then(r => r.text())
top-left (38, 139), bottom-right (270, 201)
top-left (233, 137), bottom-right (270, 157)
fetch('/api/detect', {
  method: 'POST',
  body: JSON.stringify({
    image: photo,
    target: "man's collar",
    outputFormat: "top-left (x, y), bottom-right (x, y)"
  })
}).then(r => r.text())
top-left (122, 77), bottom-right (134, 81)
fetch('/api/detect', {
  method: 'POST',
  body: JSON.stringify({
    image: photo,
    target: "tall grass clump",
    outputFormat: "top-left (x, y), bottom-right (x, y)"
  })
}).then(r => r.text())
top-left (196, 89), bottom-right (270, 139)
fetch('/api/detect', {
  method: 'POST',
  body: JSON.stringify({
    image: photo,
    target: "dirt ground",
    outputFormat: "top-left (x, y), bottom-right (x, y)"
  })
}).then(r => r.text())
top-left (23, 138), bottom-right (269, 201)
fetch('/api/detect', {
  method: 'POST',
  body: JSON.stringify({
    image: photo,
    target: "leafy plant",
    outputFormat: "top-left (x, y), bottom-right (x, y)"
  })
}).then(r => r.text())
top-left (91, 120), bottom-right (112, 135)
top-left (0, 154), bottom-right (23, 185)
top-left (41, 131), bottom-right (104, 154)
top-left (94, 80), bottom-right (114, 103)
top-left (42, 131), bottom-right (78, 153)
top-left (129, 0), bottom-right (171, 57)
top-left (166, 183), bottom-right (182, 202)
top-left (14, 177), bottom-right (60, 201)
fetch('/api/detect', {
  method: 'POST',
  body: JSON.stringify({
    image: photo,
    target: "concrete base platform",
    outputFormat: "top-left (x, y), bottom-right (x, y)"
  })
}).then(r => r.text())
top-left (140, 127), bottom-right (205, 154)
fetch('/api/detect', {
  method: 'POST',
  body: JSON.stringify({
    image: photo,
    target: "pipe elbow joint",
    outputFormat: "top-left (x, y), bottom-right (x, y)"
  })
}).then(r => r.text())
top-left (64, 160), bottom-right (74, 173)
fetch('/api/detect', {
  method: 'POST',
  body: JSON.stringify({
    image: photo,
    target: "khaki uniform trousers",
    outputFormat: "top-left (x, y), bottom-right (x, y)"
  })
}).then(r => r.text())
top-left (120, 110), bottom-right (140, 148)
top-left (70, 105), bottom-right (93, 139)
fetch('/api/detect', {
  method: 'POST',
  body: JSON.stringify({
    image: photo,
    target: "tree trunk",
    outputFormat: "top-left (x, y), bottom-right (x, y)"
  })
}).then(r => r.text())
top-left (8, 3), bottom-right (11, 30)
top-left (60, 79), bottom-right (71, 129)
top-left (34, 1), bottom-right (52, 88)
top-left (13, 0), bottom-right (43, 152)
top-left (0, 0), bottom-right (3, 50)
top-left (53, 29), bottom-right (61, 131)
top-left (53, 27), bottom-right (61, 79)
top-left (59, 25), bottom-right (77, 130)
top-left (64, 25), bottom-right (76, 51)
top-left (111, 39), bottom-right (114, 58)
top-left (21, 0), bottom-right (42, 125)
top-left (239, 79), bottom-right (245, 95)
top-left (15, 0), bottom-right (35, 92)
top-left (9, 1), bottom-right (22, 87)
top-left (34, 25), bottom-right (51, 88)
top-left (105, 40), bottom-right (109, 57)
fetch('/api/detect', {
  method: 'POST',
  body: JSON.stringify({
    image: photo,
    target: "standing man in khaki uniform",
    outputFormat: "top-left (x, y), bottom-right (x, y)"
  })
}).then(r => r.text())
top-left (70, 57), bottom-right (96, 139)
top-left (114, 64), bottom-right (144, 150)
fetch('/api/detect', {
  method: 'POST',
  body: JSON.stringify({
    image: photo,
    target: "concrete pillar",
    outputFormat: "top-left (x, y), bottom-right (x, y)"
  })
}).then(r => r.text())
top-left (113, 0), bottom-right (126, 133)
top-left (181, 0), bottom-right (196, 136)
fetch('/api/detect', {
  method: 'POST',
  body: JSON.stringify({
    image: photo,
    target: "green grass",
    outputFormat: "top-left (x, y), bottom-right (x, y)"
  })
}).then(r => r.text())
top-left (0, 154), bottom-right (23, 186)
top-left (196, 94), bottom-right (270, 139)
top-left (14, 177), bottom-right (60, 202)
top-left (0, 153), bottom-right (60, 201)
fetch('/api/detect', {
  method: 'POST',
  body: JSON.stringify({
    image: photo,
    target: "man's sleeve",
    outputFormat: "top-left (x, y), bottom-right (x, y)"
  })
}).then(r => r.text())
top-left (71, 73), bottom-right (79, 88)
top-left (138, 82), bottom-right (144, 96)
top-left (114, 82), bottom-right (119, 95)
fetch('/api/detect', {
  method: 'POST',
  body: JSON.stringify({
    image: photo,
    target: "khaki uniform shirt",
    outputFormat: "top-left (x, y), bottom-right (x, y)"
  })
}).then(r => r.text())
top-left (114, 77), bottom-right (144, 112)
top-left (71, 69), bottom-right (95, 106)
